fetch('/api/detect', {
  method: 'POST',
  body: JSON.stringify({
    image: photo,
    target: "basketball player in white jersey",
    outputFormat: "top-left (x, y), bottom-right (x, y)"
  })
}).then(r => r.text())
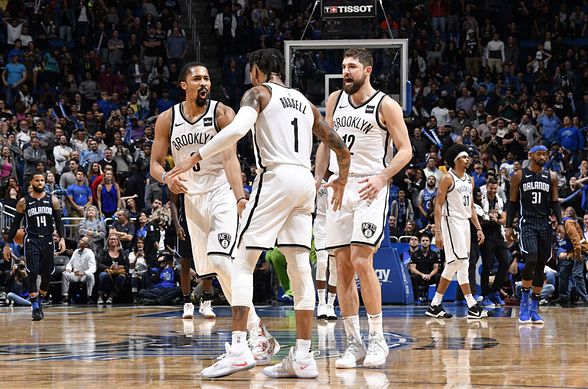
top-left (314, 48), bottom-right (412, 369)
top-left (427, 143), bottom-right (488, 319)
top-left (314, 182), bottom-right (338, 321)
top-left (167, 48), bottom-right (350, 379)
top-left (150, 62), bottom-right (279, 365)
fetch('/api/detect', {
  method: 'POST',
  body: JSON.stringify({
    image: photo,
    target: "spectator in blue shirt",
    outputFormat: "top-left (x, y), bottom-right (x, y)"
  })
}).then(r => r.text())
top-left (472, 160), bottom-right (487, 189)
top-left (2, 54), bottom-right (27, 106)
top-left (558, 116), bottom-right (585, 154)
top-left (67, 170), bottom-right (93, 218)
top-left (538, 106), bottom-right (562, 146)
top-left (155, 90), bottom-right (174, 115)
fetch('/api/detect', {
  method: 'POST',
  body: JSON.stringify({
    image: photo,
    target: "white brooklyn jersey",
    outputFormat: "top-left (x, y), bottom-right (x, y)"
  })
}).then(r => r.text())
top-left (329, 90), bottom-right (392, 176)
top-left (253, 83), bottom-right (313, 170)
top-left (170, 100), bottom-right (227, 194)
top-left (442, 169), bottom-right (472, 219)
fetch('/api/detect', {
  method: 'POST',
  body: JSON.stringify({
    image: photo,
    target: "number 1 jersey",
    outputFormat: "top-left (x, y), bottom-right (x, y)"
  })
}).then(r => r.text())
top-left (169, 100), bottom-right (227, 194)
top-left (329, 90), bottom-right (392, 176)
top-left (253, 83), bottom-right (314, 170)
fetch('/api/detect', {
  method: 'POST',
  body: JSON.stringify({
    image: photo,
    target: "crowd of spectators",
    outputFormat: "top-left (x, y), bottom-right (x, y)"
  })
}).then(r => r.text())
top-left (0, 0), bottom-right (199, 305)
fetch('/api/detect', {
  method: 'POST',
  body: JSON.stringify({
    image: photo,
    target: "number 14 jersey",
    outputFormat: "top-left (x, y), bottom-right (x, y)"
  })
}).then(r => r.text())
top-left (329, 90), bottom-right (392, 176)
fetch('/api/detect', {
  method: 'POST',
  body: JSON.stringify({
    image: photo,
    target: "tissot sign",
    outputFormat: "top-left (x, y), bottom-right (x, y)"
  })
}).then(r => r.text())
top-left (322, 0), bottom-right (376, 18)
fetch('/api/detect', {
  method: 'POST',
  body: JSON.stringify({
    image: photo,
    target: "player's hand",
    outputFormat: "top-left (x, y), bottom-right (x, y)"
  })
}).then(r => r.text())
top-left (557, 224), bottom-right (565, 239)
top-left (58, 238), bottom-right (66, 253)
top-left (476, 229), bottom-right (485, 245)
top-left (165, 173), bottom-right (188, 195)
top-left (434, 231), bottom-right (443, 249)
top-left (324, 177), bottom-right (347, 211)
top-left (237, 197), bottom-right (248, 218)
top-left (422, 274), bottom-right (430, 281)
top-left (358, 174), bottom-right (387, 201)
top-left (2, 245), bottom-right (10, 261)
top-left (167, 153), bottom-right (201, 182)
top-left (175, 224), bottom-right (186, 240)
top-left (505, 227), bottom-right (514, 244)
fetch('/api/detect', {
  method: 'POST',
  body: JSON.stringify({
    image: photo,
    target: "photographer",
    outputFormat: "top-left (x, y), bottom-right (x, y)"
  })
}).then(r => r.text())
top-left (6, 260), bottom-right (31, 306)
top-left (136, 251), bottom-right (181, 305)
top-left (479, 178), bottom-right (510, 307)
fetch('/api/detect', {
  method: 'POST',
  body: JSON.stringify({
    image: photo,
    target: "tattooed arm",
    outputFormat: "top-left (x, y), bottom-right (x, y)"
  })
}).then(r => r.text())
top-left (311, 104), bottom-right (350, 211)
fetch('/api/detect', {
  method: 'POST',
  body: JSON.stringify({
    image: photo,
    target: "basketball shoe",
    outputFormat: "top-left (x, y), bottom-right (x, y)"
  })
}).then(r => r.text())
top-left (201, 342), bottom-right (256, 378)
top-left (363, 331), bottom-right (389, 368)
top-left (426, 304), bottom-right (453, 318)
top-left (183, 302), bottom-right (194, 319)
top-left (316, 302), bottom-right (327, 320)
top-left (262, 346), bottom-right (319, 379)
top-left (249, 323), bottom-right (280, 365)
top-left (335, 335), bottom-right (367, 368)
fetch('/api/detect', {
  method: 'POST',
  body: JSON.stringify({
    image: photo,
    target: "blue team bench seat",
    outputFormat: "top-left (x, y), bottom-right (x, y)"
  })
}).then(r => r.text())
top-left (427, 280), bottom-right (459, 301)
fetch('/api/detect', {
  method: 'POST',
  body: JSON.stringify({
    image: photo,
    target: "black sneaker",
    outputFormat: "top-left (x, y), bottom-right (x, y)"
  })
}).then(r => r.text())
top-left (467, 303), bottom-right (489, 319)
top-left (426, 304), bottom-right (453, 318)
top-left (32, 308), bottom-right (43, 321)
top-left (38, 302), bottom-right (44, 318)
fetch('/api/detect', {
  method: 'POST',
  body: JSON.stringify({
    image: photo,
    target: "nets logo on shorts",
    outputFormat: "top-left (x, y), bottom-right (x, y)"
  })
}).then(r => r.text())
top-left (361, 222), bottom-right (377, 238)
top-left (218, 233), bottom-right (232, 249)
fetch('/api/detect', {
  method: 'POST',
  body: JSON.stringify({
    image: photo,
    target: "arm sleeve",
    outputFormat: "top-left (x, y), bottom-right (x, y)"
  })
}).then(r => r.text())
top-left (551, 201), bottom-right (562, 225)
top-left (505, 201), bottom-right (518, 228)
top-left (6, 212), bottom-right (24, 243)
top-left (199, 106), bottom-right (258, 161)
top-left (53, 208), bottom-right (65, 239)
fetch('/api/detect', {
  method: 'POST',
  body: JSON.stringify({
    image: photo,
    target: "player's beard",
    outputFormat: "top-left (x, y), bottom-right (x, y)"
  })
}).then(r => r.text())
top-left (535, 159), bottom-right (545, 167)
top-left (195, 87), bottom-right (209, 107)
top-left (32, 185), bottom-right (44, 193)
top-left (343, 74), bottom-right (366, 95)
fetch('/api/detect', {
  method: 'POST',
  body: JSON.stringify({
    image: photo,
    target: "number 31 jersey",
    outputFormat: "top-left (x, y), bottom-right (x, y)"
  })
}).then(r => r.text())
top-left (329, 90), bottom-right (392, 176)
top-left (169, 100), bottom-right (227, 194)
top-left (519, 167), bottom-right (551, 218)
top-left (442, 169), bottom-right (472, 219)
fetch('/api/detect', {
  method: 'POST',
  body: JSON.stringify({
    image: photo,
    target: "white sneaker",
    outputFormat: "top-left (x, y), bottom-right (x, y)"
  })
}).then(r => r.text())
top-left (325, 304), bottom-right (337, 321)
top-left (262, 346), bottom-right (319, 379)
top-left (199, 300), bottom-right (216, 318)
top-left (317, 303), bottom-right (327, 319)
top-left (335, 336), bottom-right (367, 368)
top-left (249, 325), bottom-right (280, 365)
top-left (363, 332), bottom-right (389, 368)
top-left (201, 343), bottom-right (256, 378)
top-left (183, 302), bottom-right (194, 319)
top-left (106, 297), bottom-right (113, 304)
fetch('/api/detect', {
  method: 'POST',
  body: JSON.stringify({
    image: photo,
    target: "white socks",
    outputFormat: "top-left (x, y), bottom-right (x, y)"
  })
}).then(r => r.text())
top-left (327, 292), bottom-right (336, 306)
top-left (465, 294), bottom-right (477, 308)
top-left (317, 289), bottom-right (326, 305)
top-left (295, 339), bottom-right (312, 360)
top-left (231, 330), bottom-right (248, 353)
top-left (432, 292), bottom-right (443, 306)
top-left (343, 315), bottom-right (361, 341)
top-left (367, 312), bottom-right (383, 337)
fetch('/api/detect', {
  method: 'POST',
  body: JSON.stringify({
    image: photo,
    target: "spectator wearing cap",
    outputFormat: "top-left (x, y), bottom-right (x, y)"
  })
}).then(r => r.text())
top-left (71, 128), bottom-right (88, 152)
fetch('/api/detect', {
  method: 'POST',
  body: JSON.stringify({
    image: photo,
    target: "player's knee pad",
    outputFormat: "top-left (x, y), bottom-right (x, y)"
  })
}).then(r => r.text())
top-left (208, 254), bottom-right (233, 304)
top-left (456, 260), bottom-right (470, 285)
top-left (282, 247), bottom-right (315, 311)
top-left (315, 250), bottom-right (328, 282)
top-left (231, 248), bottom-right (261, 307)
top-left (328, 254), bottom-right (337, 287)
top-left (441, 260), bottom-right (460, 280)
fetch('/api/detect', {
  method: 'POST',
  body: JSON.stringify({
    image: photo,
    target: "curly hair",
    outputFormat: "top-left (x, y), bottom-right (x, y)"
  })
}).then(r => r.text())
top-left (444, 143), bottom-right (470, 169)
top-left (248, 48), bottom-right (285, 81)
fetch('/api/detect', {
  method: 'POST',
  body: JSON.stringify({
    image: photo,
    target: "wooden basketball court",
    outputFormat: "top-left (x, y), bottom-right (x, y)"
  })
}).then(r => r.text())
top-left (1, 303), bottom-right (587, 388)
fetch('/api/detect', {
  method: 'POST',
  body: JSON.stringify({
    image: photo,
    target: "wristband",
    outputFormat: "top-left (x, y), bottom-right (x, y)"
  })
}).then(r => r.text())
top-left (161, 171), bottom-right (167, 184)
top-left (236, 196), bottom-right (247, 204)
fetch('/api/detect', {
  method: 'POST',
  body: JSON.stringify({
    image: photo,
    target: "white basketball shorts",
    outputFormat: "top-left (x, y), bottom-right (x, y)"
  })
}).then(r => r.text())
top-left (441, 215), bottom-right (470, 263)
top-left (313, 185), bottom-right (329, 251)
top-left (239, 165), bottom-right (315, 251)
top-left (184, 182), bottom-right (238, 278)
top-left (326, 175), bottom-right (389, 250)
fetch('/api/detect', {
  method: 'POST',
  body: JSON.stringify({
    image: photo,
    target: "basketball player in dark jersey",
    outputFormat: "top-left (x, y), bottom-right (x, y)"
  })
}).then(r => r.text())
top-left (506, 145), bottom-right (564, 324)
top-left (3, 173), bottom-right (66, 321)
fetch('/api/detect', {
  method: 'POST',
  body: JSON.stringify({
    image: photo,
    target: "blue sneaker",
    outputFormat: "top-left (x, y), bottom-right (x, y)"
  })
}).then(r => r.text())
top-left (480, 297), bottom-right (495, 309)
top-left (519, 290), bottom-right (531, 323)
top-left (529, 298), bottom-right (543, 324)
top-left (490, 292), bottom-right (505, 306)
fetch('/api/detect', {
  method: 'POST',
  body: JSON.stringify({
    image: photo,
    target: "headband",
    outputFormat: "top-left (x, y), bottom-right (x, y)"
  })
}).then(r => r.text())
top-left (529, 145), bottom-right (548, 153)
top-left (454, 151), bottom-right (469, 163)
